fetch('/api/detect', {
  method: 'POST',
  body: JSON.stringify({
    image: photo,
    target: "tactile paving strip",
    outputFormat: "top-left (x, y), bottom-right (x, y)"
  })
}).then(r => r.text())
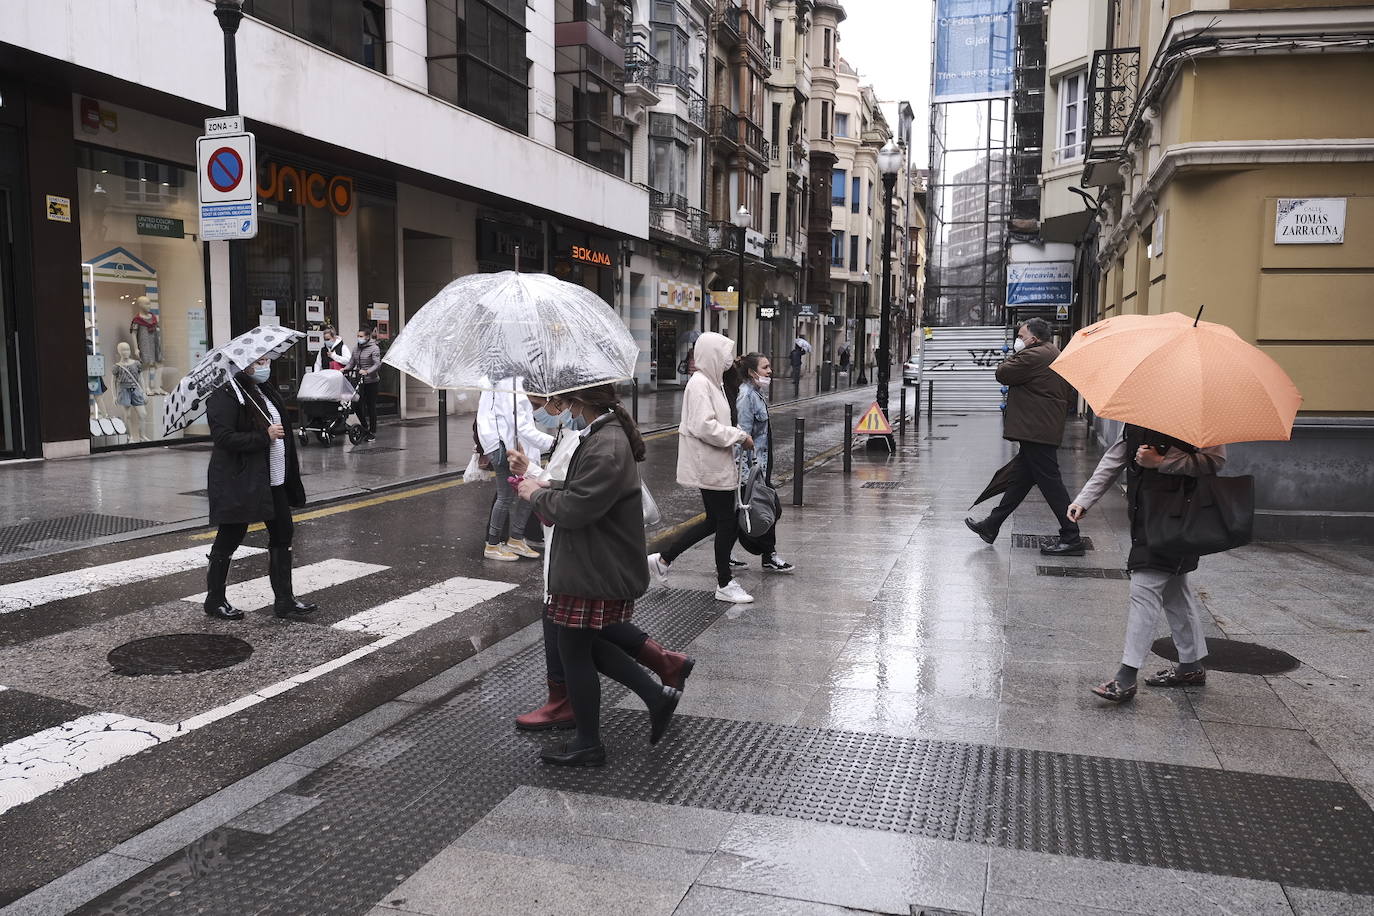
top-left (74, 589), bottom-right (1374, 915)
top-left (0, 513), bottom-right (161, 556)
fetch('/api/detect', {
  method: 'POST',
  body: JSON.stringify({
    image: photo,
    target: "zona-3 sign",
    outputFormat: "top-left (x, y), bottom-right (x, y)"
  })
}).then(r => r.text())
top-left (1006, 261), bottom-right (1073, 306)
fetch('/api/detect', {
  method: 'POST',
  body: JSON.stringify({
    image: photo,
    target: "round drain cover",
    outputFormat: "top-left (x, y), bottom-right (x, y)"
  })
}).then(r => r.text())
top-left (108, 634), bottom-right (253, 676)
top-left (1151, 637), bottom-right (1299, 676)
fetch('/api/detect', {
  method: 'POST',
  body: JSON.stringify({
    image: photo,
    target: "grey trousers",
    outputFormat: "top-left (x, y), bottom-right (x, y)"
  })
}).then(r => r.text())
top-left (1122, 568), bottom-right (1208, 669)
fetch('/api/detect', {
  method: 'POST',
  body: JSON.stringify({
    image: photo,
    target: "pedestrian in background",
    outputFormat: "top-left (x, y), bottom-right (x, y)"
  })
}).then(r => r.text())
top-left (346, 327), bottom-right (382, 440)
top-left (648, 332), bottom-right (756, 604)
top-left (203, 356), bottom-right (316, 622)
top-left (311, 327), bottom-right (351, 372)
top-left (731, 352), bottom-right (793, 573)
top-left (966, 317), bottom-right (1083, 555)
top-left (517, 383), bottom-right (682, 766)
top-left (478, 376), bottom-right (554, 562)
top-left (1069, 425), bottom-right (1227, 702)
top-left (789, 338), bottom-right (805, 383)
top-left (509, 395), bottom-right (693, 731)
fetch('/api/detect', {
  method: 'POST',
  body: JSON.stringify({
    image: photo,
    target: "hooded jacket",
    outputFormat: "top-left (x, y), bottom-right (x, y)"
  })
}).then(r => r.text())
top-left (676, 332), bottom-right (748, 490)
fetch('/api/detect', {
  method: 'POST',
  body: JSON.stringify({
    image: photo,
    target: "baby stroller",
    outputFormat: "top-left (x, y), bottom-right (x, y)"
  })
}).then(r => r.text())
top-left (295, 369), bottom-right (366, 446)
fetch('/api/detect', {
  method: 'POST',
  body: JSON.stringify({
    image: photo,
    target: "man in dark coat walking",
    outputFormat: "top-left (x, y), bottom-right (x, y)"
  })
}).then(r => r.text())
top-left (966, 318), bottom-right (1084, 555)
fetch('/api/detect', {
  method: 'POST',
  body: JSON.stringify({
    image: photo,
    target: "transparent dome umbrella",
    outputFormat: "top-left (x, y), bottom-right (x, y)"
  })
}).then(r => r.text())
top-left (383, 271), bottom-right (640, 453)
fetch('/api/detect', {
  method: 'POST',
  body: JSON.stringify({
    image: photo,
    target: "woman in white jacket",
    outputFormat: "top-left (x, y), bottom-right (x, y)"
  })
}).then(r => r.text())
top-left (648, 332), bottom-right (756, 604)
top-left (477, 376), bottom-right (554, 561)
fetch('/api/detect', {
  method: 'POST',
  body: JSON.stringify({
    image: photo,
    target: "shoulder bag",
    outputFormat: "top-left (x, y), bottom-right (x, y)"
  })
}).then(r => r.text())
top-left (1142, 454), bottom-right (1254, 556)
top-left (736, 455), bottom-right (781, 539)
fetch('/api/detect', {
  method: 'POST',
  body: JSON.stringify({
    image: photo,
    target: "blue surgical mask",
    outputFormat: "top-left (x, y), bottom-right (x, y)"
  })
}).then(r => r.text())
top-left (555, 408), bottom-right (573, 428)
top-left (251, 364), bottom-right (271, 383)
top-left (532, 406), bottom-right (557, 429)
top-left (569, 411), bottom-right (589, 431)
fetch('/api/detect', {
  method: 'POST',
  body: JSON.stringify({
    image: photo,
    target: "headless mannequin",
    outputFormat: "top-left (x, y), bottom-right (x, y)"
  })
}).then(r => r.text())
top-left (112, 341), bottom-right (147, 442)
top-left (130, 296), bottom-right (166, 395)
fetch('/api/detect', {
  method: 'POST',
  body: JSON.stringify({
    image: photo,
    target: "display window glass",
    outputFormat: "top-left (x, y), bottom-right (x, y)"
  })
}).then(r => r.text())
top-left (76, 146), bottom-right (209, 447)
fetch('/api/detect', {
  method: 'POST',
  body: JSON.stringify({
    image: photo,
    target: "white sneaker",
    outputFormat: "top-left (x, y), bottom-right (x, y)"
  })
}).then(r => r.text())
top-left (484, 544), bottom-right (518, 562)
top-left (714, 579), bottom-right (754, 604)
top-left (647, 553), bottom-right (671, 583)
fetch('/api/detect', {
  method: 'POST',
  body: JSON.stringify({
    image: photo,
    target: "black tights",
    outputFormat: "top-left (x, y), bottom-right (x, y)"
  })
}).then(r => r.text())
top-left (540, 617), bottom-right (648, 686)
top-left (659, 488), bottom-right (738, 587)
top-left (211, 486), bottom-right (294, 554)
top-left (557, 625), bottom-right (664, 751)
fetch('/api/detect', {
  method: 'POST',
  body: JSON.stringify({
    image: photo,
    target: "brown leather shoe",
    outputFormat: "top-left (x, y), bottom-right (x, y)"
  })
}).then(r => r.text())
top-left (637, 638), bottom-right (695, 691)
top-left (515, 680), bottom-right (575, 731)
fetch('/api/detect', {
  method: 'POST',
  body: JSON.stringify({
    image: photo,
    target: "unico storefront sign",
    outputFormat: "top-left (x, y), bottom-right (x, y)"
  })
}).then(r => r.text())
top-left (257, 162), bottom-right (354, 217)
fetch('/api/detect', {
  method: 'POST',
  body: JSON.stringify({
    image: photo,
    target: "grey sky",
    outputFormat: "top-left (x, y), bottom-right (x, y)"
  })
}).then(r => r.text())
top-left (836, 0), bottom-right (934, 165)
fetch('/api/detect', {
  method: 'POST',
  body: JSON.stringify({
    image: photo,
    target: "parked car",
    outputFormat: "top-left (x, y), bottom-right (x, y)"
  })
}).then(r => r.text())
top-left (902, 358), bottom-right (921, 386)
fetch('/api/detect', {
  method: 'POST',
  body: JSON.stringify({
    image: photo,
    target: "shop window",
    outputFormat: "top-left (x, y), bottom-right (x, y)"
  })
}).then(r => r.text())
top-left (358, 195), bottom-right (399, 415)
top-left (243, 0), bottom-right (387, 72)
top-left (77, 147), bottom-right (208, 448)
top-left (427, 0), bottom-right (530, 135)
top-left (831, 169), bottom-right (846, 207)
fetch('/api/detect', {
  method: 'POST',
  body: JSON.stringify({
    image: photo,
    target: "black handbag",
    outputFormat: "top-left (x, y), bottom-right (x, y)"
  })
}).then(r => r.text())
top-left (1142, 455), bottom-right (1254, 556)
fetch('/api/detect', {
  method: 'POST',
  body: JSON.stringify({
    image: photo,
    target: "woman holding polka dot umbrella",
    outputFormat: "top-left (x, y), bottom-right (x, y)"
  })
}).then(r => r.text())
top-left (163, 326), bottom-right (315, 621)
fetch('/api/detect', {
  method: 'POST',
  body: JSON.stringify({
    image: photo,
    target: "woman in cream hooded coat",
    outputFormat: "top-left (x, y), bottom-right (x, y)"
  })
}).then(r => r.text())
top-left (648, 332), bottom-right (756, 604)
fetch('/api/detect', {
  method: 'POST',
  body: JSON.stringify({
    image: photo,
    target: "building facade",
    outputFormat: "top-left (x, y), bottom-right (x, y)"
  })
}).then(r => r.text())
top-left (1069, 0), bottom-right (1374, 541)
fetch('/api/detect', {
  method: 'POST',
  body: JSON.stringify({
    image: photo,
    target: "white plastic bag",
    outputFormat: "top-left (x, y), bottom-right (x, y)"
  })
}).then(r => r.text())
top-left (463, 451), bottom-right (492, 483)
top-left (641, 482), bottom-right (662, 527)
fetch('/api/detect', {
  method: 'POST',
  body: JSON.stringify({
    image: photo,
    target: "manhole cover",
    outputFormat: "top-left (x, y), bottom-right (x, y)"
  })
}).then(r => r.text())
top-left (1036, 565), bottom-right (1129, 579)
top-left (1151, 637), bottom-right (1300, 675)
top-left (108, 634), bottom-right (253, 676)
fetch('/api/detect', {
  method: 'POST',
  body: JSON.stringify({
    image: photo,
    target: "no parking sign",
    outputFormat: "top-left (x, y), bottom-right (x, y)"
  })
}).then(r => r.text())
top-left (197, 124), bottom-right (257, 241)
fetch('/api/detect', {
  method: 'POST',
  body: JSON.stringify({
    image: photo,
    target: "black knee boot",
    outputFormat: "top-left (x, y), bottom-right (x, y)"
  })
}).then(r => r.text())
top-left (269, 546), bottom-right (317, 618)
top-left (204, 552), bottom-right (243, 620)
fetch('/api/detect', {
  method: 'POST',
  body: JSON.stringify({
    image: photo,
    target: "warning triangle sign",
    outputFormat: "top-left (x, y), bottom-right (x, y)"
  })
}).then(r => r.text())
top-left (854, 402), bottom-right (893, 436)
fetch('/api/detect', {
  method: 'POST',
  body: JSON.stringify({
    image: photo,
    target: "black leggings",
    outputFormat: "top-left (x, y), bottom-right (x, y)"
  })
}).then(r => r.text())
top-left (659, 488), bottom-right (737, 588)
top-left (557, 625), bottom-right (664, 750)
top-left (211, 485), bottom-right (294, 554)
top-left (354, 381), bottom-right (378, 432)
top-left (539, 617), bottom-right (649, 686)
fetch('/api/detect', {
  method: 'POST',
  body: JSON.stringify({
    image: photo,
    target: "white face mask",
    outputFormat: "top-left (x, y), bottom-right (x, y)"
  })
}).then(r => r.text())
top-left (1013, 338), bottom-right (1027, 352)
top-left (756, 376), bottom-right (771, 391)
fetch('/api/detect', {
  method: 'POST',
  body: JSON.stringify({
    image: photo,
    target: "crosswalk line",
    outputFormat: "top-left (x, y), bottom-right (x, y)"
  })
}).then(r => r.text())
top-left (333, 576), bottom-right (516, 640)
top-left (0, 545), bottom-right (266, 615)
top-left (0, 572), bottom-right (518, 816)
top-left (181, 558), bottom-right (389, 610)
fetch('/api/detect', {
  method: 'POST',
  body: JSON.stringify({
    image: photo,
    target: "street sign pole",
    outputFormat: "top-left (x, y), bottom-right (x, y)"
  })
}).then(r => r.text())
top-left (213, 1), bottom-right (250, 335)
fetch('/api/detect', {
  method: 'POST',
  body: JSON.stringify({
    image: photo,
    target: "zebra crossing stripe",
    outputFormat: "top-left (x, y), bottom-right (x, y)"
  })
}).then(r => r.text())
top-left (181, 558), bottom-right (389, 611)
top-left (0, 545), bottom-right (266, 615)
top-left (0, 573), bottom-right (517, 816)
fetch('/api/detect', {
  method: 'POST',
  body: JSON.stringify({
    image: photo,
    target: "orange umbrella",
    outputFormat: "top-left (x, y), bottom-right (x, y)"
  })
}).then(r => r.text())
top-left (1050, 309), bottom-right (1302, 448)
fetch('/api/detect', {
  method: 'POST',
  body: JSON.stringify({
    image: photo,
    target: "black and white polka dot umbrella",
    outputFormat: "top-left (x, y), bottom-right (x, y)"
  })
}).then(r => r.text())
top-left (162, 325), bottom-right (304, 434)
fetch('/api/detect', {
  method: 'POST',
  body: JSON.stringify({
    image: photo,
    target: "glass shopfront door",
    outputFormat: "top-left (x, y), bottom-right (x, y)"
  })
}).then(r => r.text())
top-left (245, 215), bottom-right (305, 404)
top-left (0, 187), bottom-right (22, 457)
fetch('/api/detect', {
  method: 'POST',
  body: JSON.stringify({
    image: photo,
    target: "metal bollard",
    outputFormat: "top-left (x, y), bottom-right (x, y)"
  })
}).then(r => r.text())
top-left (899, 386), bottom-right (907, 437)
top-left (438, 389), bottom-right (448, 465)
top-left (792, 418), bottom-right (805, 506)
top-left (926, 378), bottom-right (934, 423)
top-left (914, 381), bottom-right (921, 432)
top-left (843, 403), bottom-right (853, 474)
top-left (631, 377), bottom-right (639, 423)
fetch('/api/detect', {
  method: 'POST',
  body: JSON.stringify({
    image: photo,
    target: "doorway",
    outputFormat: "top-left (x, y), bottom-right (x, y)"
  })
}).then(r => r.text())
top-left (400, 230), bottom-right (452, 417)
top-left (244, 215), bottom-right (304, 403)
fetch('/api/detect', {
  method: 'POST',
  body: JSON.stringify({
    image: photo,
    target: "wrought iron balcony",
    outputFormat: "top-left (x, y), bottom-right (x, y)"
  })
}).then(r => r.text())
top-left (648, 187), bottom-right (689, 213)
top-left (716, 2), bottom-right (741, 45)
top-left (741, 9), bottom-right (768, 64)
top-left (740, 115), bottom-right (767, 160)
top-left (1086, 47), bottom-right (1140, 161)
top-left (709, 105), bottom-right (739, 146)
top-left (707, 220), bottom-right (744, 253)
top-left (623, 45), bottom-right (660, 90)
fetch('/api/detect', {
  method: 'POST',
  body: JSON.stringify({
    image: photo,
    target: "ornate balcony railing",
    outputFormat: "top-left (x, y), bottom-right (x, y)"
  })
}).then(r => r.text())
top-left (648, 187), bottom-right (689, 213)
top-left (1086, 47), bottom-right (1140, 161)
top-left (623, 45), bottom-right (659, 89)
top-left (741, 9), bottom-right (768, 62)
top-left (740, 114), bottom-right (766, 159)
top-left (717, 3), bottom-right (741, 44)
top-left (709, 105), bottom-right (739, 146)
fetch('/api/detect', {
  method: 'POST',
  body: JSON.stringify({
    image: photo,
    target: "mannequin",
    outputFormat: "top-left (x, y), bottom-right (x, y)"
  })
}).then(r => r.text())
top-left (129, 296), bottom-right (166, 395)
top-left (86, 318), bottom-right (106, 418)
top-left (111, 341), bottom-right (147, 442)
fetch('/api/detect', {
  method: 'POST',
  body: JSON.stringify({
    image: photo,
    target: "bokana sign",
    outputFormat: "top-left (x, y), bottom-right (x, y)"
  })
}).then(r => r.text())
top-left (570, 245), bottom-right (613, 267)
top-left (257, 162), bottom-right (355, 216)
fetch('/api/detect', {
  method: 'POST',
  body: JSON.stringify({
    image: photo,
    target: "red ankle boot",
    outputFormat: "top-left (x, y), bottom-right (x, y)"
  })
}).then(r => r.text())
top-left (515, 680), bottom-right (574, 731)
top-left (637, 638), bottom-right (695, 691)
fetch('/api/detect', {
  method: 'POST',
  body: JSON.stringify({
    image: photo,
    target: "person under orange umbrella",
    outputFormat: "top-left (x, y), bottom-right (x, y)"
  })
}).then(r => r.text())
top-left (1051, 307), bottom-right (1301, 703)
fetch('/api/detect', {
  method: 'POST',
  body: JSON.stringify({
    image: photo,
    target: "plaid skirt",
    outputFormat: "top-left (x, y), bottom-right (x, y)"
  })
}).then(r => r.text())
top-left (546, 593), bottom-right (634, 629)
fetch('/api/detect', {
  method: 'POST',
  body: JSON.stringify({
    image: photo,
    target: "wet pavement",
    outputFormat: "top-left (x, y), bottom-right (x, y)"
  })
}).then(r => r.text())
top-left (0, 372), bottom-right (859, 564)
top-left (2, 406), bottom-right (1373, 915)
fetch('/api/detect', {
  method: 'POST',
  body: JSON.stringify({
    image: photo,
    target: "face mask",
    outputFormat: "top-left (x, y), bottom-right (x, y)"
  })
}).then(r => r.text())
top-left (569, 411), bottom-right (589, 432)
top-left (756, 376), bottom-right (771, 391)
top-left (1013, 338), bottom-right (1027, 352)
top-left (532, 406), bottom-right (558, 429)
top-left (251, 364), bottom-right (271, 383)
top-left (357, 336), bottom-right (367, 345)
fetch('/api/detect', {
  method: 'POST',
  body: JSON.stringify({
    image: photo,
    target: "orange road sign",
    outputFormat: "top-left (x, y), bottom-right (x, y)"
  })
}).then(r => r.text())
top-left (854, 402), bottom-right (893, 435)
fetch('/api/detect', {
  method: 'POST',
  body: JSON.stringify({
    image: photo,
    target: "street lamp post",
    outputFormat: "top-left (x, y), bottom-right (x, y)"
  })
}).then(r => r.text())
top-left (732, 204), bottom-right (751, 353)
top-left (869, 140), bottom-right (903, 451)
top-left (213, 0), bottom-right (245, 115)
top-left (856, 270), bottom-right (870, 384)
